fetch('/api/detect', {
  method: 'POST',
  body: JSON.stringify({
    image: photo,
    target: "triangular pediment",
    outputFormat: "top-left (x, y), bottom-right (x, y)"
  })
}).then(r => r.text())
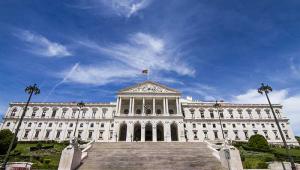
top-left (118, 81), bottom-right (180, 94)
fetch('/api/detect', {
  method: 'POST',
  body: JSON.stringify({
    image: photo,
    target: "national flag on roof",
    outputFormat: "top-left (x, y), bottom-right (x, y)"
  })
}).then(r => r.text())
top-left (142, 69), bottom-right (148, 74)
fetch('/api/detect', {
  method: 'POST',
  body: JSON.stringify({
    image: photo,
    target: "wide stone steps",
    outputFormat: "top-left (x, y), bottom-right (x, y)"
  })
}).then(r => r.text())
top-left (78, 142), bottom-right (224, 170)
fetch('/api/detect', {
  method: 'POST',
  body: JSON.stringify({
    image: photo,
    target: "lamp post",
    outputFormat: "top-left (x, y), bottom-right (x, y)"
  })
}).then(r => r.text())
top-left (213, 101), bottom-right (225, 140)
top-left (73, 101), bottom-right (85, 138)
top-left (1, 84), bottom-right (40, 169)
top-left (258, 83), bottom-right (296, 170)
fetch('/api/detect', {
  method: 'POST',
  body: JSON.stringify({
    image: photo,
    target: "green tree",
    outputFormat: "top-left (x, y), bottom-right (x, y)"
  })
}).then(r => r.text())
top-left (248, 134), bottom-right (269, 151)
top-left (0, 129), bottom-right (18, 155)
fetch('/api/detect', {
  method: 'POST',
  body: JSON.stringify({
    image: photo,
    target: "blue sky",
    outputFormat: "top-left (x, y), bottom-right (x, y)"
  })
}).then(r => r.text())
top-left (1, 0), bottom-right (300, 135)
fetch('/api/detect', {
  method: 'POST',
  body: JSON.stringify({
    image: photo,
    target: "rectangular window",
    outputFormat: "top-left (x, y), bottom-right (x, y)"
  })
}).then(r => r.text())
top-left (78, 131), bottom-right (82, 139)
top-left (45, 130), bottom-right (51, 139)
top-left (224, 131), bottom-right (228, 138)
top-left (232, 124), bottom-right (236, 128)
top-left (99, 131), bottom-right (103, 139)
top-left (262, 124), bottom-right (265, 128)
top-left (88, 131), bottom-right (93, 139)
top-left (202, 124), bottom-right (206, 128)
top-left (34, 130), bottom-right (40, 138)
top-left (67, 131), bottom-right (72, 138)
top-left (244, 131), bottom-right (249, 140)
top-left (234, 131), bottom-right (239, 140)
top-left (203, 131), bottom-right (208, 139)
top-left (42, 110), bottom-right (46, 118)
top-left (193, 123), bottom-right (196, 128)
top-left (101, 123), bottom-right (105, 128)
top-left (24, 130), bottom-right (30, 138)
top-left (56, 131), bottom-right (61, 139)
top-left (200, 110), bottom-right (204, 118)
top-left (252, 124), bottom-right (255, 128)
top-left (48, 123), bottom-right (52, 127)
top-left (212, 124), bottom-right (216, 128)
top-left (242, 124), bottom-right (246, 128)
top-left (51, 110), bottom-right (57, 118)
top-left (210, 111), bottom-right (214, 118)
top-left (219, 111), bottom-right (224, 118)
top-left (214, 131), bottom-right (218, 139)
top-left (193, 130), bottom-right (198, 139)
top-left (110, 131), bottom-right (113, 139)
top-left (238, 110), bottom-right (243, 118)
top-left (222, 124), bottom-right (226, 128)
top-left (229, 110), bottom-right (233, 118)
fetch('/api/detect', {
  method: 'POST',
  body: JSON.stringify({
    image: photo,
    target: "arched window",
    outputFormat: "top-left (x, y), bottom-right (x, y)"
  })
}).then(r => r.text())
top-left (157, 122), bottom-right (164, 141)
top-left (170, 122), bottom-right (178, 141)
top-left (38, 123), bottom-right (42, 127)
top-left (119, 123), bottom-right (127, 141)
top-left (124, 109), bottom-right (129, 114)
top-left (28, 122), bottom-right (32, 127)
top-left (169, 109), bottom-right (174, 114)
top-left (90, 123), bottom-right (94, 128)
top-left (134, 122), bottom-right (141, 141)
top-left (145, 122), bottom-right (153, 141)
top-left (69, 123), bottom-right (73, 127)
top-left (146, 109), bottom-right (151, 115)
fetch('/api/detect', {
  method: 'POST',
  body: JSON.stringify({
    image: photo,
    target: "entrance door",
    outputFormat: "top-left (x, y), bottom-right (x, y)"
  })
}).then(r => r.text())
top-left (156, 123), bottom-right (164, 141)
top-left (119, 123), bottom-right (127, 141)
top-left (145, 123), bottom-right (153, 141)
top-left (171, 123), bottom-right (178, 141)
top-left (134, 123), bottom-right (141, 141)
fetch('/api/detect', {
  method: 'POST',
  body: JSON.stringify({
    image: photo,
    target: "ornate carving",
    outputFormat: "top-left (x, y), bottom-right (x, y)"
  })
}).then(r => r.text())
top-left (125, 84), bottom-right (171, 93)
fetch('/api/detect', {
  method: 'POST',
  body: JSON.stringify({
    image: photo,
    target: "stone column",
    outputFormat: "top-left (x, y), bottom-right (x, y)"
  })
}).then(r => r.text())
top-left (142, 97), bottom-right (145, 116)
top-left (116, 97), bottom-right (120, 116)
top-left (153, 98), bottom-right (156, 116)
top-left (141, 123), bottom-right (145, 142)
top-left (153, 124), bottom-right (157, 142)
top-left (118, 98), bottom-right (122, 115)
top-left (129, 97), bottom-right (132, 115)
top-left (131, 98), bottom-right (135, 116)
top-left (166, 98), bottom-right (169, 116)
top-left (163, 98), bottom-right (166, 115)
top-left (126, 123), bottom-right (133, 142)
top-left (176, 97), bottom-right (180, 115)
top-left (164, 122), bottom-right (171, 142)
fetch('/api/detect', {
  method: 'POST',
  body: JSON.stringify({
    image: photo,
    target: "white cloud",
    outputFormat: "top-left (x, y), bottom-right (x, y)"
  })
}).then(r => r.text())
top-left (61, 63), bottom-right (139, 85)
top-left (16, 30), bottom-right (71, 57)
top-left (232, 89), bottom-right (300, 135)
top-left (100, 0), bottom-right (151, 18)
top-left (78, 32), bottom-right (195, 77)
top-left (181, 83), bottom-right (217, 101)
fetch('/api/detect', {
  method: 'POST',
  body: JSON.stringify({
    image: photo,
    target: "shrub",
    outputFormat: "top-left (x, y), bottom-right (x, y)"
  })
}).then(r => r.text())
top-left (44, 159), bottom-right (51, 164)
top-left (0, 129), bottom-right (18, 155)
top-left (248, 134), bottom-right (269, 151)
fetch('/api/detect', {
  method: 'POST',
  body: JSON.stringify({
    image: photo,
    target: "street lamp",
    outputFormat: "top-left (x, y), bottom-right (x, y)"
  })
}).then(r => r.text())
top-left (258, 83), bottom-right (296, 170)
top-left (73, 101), bottom-right (85, 138)
top-left (1, 84), bottom-right (40, 169)
top-left (213, 101), bottom-right (225, 140)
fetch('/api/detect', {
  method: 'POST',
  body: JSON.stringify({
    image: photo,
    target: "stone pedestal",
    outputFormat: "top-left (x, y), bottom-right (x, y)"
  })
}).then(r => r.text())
top-left (58, 138), bottom-right (82, 170)
top-left (219, 145), bottom-right (243, 170)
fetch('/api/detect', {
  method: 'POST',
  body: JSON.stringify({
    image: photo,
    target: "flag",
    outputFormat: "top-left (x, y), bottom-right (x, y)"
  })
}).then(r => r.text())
top-left (142, 69), bottom-right (148, 74)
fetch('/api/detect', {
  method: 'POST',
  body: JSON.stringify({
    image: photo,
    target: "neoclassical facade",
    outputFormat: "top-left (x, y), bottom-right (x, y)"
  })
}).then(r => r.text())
top-left (1, 81), bottom-right (299, 145)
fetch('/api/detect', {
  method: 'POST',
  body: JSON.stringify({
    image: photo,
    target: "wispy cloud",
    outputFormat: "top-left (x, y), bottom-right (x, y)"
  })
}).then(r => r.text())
top-left (60, 62), bottom-right (139, 85)
top-left (231, 89), bottom-right (300, 135)
top-left (59, 32), bottom-right (194, 86)
top-left (16, 30), bottom-right (72, 57)
top-left (102, 0), bottom-right (151, 18)
top-left (79, 32), bottom-right (195, 76)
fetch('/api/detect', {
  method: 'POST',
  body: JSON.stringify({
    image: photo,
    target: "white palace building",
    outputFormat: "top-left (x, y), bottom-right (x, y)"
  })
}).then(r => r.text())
top-left (1, 81), bottom-right (299, 146)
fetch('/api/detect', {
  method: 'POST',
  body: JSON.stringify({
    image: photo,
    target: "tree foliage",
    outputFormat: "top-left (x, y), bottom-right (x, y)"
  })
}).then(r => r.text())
top-left (0, 129), bottom-right (18, 155)
top-left (248, 134), bottom-right (269, 151)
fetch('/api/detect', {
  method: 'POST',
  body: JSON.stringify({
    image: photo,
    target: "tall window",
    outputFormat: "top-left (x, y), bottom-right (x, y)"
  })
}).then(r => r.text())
top-left (92, 109), bottom-right (97, 118)
top-left (265, 109), bottom-right (271, 118)
top-left (51, 109), bottom-right (57, 118)
top-left (256, 109), bottom-right (262, 119)
top-left (56, 131), bottom-right (61, 138)
top-left (247, 109), bottom-right (252, 119)
top-left (82, 109), bottom-right (87, 117)
top-left (62, 109), bottom-right (67, 118)
top-left (275, 110), bottom-right (281, 118)
top-left (34, 130), bottom-right (40, 138)
top-left (88, 131), bottom-right (93, 139)
top-left (24, 130), bottom-right (30, 138)
top-left (219, 111), bottom-right (224, 118)
top-left (238, 110), bottom-right (243, 118)
top-left (244, 131), bottom-right (249, 139)
top-left (228, 110), bottom-right (233, 118)
top-left (203, 131), bottom-right (208, 139)
top-left (11, 108), bottom-right (17, 116)
top-left (210, 110), bottom-right (214, 118)
top-left (32, 108), bottom-right (38, 117)
top-left (200, 110), bottom-right (204, 118)
top-left (234, 131), bottom-right (239, 140)
top-left (214, 131), bottom-right (218, 139)
top-left (42, 109), bottom-right (47, 118)
top-left (72, 109), bottom-right (76, 117)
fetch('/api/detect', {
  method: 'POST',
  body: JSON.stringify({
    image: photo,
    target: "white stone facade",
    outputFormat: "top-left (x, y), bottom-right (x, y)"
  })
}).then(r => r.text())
top-left (1, 81), bottom-right (298, 145)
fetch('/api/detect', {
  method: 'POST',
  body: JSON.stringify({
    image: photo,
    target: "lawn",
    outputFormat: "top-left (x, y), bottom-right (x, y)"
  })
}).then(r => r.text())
top-left (0, 142), bottom-right (68, 170)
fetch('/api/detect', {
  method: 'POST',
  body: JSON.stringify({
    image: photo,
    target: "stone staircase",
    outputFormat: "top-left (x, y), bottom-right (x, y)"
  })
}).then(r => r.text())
top-left (78, 142), bottom-right (225, 170)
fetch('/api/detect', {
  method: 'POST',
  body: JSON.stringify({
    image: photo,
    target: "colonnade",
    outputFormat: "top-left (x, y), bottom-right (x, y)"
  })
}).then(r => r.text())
top-left (116, 97), bottom-right (181, 116)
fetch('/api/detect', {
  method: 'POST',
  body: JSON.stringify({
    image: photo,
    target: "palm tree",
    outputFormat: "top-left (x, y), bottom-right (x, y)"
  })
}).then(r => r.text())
top-left (258, 83), bottom-right (296, 170)
top-left (1, 84), bottom-right (40, 169)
